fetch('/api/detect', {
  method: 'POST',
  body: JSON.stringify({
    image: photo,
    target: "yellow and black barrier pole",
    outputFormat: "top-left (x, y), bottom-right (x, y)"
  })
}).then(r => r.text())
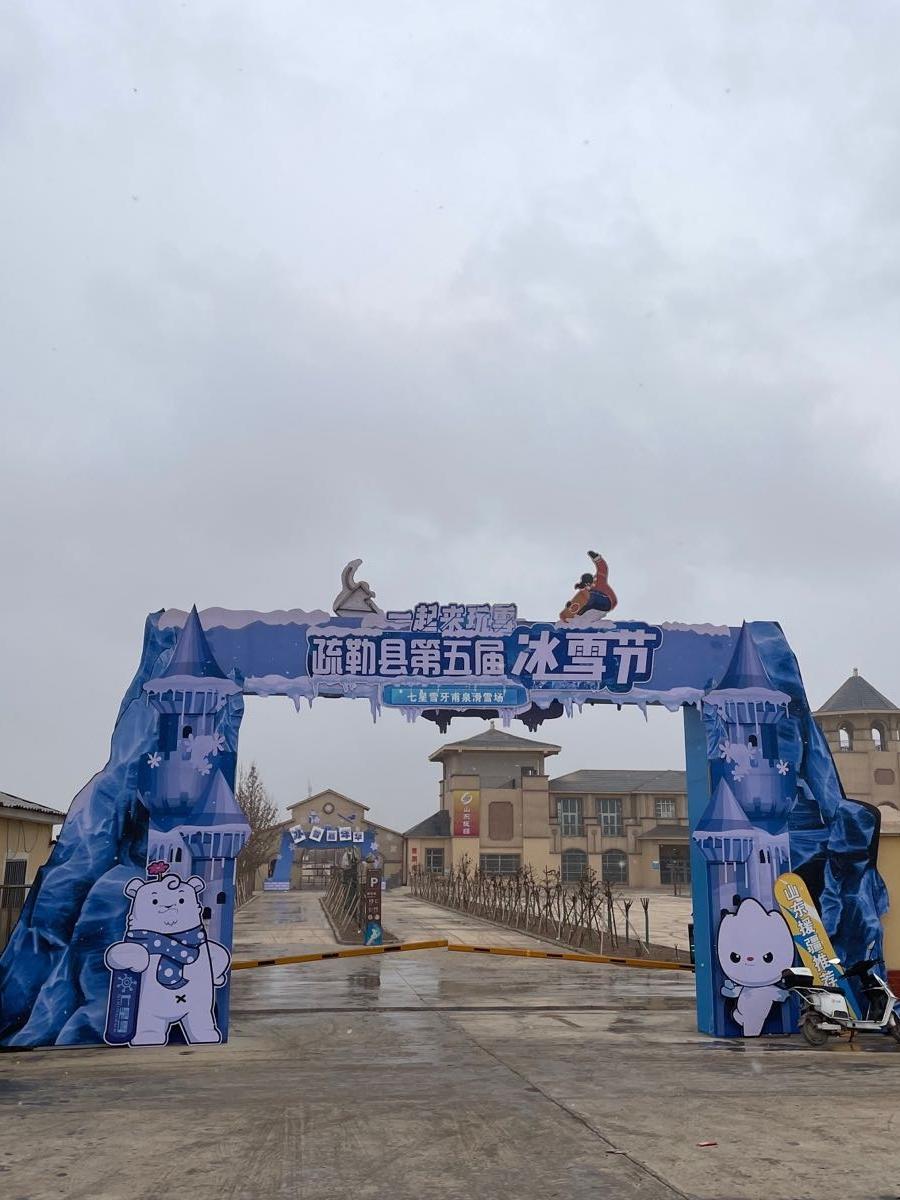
top-left (232, 938), bottom-right (693, 974)
top-left (231, 938), bottom-right (449, 971)
top-left (446, 943), bottom-right (694, 972)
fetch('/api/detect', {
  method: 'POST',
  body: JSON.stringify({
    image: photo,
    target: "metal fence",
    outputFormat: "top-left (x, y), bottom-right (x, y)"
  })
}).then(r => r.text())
top-left (322, 863), bottom-right (365, 940)
top-left (410, 858), bottom-right (685, 961)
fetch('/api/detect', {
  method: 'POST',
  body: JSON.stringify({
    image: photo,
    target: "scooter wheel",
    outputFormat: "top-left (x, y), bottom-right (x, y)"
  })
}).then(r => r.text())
top-left (887, 1013), bottom-right (900, 1044)
top-left (801, 1012), bottom-right (831, 1047)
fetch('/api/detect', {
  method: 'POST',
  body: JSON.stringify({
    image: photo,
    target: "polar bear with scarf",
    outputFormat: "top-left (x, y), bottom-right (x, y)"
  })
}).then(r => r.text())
top-left (104, 868), bottom-right (230, 1045)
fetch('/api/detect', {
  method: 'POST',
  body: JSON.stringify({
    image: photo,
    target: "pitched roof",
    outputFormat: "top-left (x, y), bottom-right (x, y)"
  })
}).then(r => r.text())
top-left (0, 791), bottom-right (65, 821)
top-left (404, 809), bottom-right (451, 838)
top-left (716, 622), bottom-right (774, 692)
top-left (817, 670), bottom-right (899, 715)
top-left (288, 789), bottom-right (370, 812)
top-left (550, 769), bottom-right (686, 794)
top-left (160, 605), bottom-right (228, 680)
top-left (695, 779), bottom-right (748, 834)
top-left (362, 819), bottom-right (405, 839)
top-left (429, 724), bottom-right (561, 762)
top-left (187, 769), bottom-right (249, 829)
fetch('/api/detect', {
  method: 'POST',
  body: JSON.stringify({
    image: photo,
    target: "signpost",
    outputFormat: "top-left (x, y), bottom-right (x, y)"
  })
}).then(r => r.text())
top-left (362, 868), bottom-right (383, 946)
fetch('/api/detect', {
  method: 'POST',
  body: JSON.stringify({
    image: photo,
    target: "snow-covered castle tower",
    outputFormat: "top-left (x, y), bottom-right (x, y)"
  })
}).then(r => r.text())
top-left (700, 622), bottom-right (793, 906)
top-left (693, 778), bottom-right (791, 919)
top-left (694, 624), bottom-right (795, 1036)
top-left (141, 606), bottom-right (249, 946)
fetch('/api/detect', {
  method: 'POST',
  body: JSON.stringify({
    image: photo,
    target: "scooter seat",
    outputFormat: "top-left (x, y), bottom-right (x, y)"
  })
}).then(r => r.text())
top-left (781, 968), bottom-right (815, 988)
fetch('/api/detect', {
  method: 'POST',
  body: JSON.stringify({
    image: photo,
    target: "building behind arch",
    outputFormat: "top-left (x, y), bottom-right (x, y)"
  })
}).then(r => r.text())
top-left (815, 668), bottom-right (900, 985)
top-left (404, 724), bottom-right (690, 889)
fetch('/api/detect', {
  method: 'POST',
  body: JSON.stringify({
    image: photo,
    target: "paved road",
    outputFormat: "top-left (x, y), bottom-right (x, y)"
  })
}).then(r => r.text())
top-left (3, 893), bottom-right (899, 1200)
top-left (233, 889), bottom-right (570, 958)
top-left (381, 891), bottom-right (574, 948)
top-left (233, 891), bottom-right (337, 959)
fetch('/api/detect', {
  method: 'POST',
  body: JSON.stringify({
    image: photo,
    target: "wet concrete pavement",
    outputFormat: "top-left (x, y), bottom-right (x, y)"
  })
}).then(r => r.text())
top-left (232, 891), bottom-right (338, 960)
top-left (232, 889), bottom-right (572, 959)
top-left (379, 891), bottom-right (580, 949)
top-left (2, 894), bottom-right (900, 1200)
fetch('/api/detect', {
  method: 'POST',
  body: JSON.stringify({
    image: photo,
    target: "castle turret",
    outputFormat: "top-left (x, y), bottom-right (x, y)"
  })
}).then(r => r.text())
top-left (140, 607), bottom-right (247, 946)
top-left (702, 624), bottom-right (793, 908)
top-left (693, 776), bottom-right (792, 1035)
top-left (705, 623), bottom-right (794, 822)
top-left (142, 606), bottom-right (240, 826)
top-left (693, 778), bottom-right (755, 903)
top-left (179, 768), bottom-right (249, 946)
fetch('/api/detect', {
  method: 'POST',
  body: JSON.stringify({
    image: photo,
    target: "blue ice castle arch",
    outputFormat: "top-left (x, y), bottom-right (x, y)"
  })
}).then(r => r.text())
top-left (0, 596), bottom-right (888, 1048)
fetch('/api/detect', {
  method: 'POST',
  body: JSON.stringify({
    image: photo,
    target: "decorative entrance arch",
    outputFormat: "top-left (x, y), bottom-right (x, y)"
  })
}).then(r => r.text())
top-left (0, 573), bottom-right (887, 1047)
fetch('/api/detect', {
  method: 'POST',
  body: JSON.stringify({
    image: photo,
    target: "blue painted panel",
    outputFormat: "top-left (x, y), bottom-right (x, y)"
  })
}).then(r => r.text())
top-left (1, 606), bottom-right (886, 1050)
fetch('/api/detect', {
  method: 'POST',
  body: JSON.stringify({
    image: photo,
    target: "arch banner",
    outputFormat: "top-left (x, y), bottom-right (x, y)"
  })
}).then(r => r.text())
top-left (0, 591), bottom-right (886, 1046)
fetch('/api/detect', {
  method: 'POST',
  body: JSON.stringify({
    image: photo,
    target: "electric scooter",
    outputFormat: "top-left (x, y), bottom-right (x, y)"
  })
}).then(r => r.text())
top-left (781, 958), bottom-right (900, 1047)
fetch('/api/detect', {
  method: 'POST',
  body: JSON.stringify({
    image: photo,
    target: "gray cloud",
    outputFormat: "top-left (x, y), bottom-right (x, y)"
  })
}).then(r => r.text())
top-left (2, 1), bottom-right (899, 829)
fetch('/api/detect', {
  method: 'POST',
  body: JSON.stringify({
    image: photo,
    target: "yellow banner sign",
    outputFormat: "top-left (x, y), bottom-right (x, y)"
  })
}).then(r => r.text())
top-left (774, 872), bottom-right (857, 1015)
top-left (452, 788), bottom-right (480, 837)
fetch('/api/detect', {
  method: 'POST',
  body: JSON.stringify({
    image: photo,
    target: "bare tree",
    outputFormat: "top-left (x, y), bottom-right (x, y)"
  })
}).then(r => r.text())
top-left (235, 762), bottom-right (282, 906)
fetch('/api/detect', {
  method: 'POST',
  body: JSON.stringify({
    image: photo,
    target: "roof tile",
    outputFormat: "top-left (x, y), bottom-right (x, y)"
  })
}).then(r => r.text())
top-left (817, 672), bottom-right (899, 714)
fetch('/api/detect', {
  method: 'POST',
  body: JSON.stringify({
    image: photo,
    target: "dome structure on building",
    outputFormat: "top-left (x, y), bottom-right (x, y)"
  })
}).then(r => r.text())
top-left (816, 670), bottom-right (900, 833)
top-left (817, 670), bottom-right (899, 717)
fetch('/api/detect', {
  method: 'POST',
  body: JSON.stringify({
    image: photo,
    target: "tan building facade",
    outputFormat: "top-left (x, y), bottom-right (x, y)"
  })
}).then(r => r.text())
top-left (550, 769), bottom-right (689, 888)
top-left (284, 789), bottom-right (405, 889)
top-left (404, 726), bottom-right (689, 889)
top-left (1, 791), bottom-right (64, 951)
top-left (815, 670), bottom-right (900, 978)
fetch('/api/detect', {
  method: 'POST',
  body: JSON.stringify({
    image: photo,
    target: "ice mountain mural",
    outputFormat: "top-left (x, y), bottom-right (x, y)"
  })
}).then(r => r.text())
top-left (0, 569), bottom-right (888, 1047)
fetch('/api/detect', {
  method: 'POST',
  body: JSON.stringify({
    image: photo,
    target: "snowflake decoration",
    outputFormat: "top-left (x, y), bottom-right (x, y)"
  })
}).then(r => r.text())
top-left (196, 761), bottom-right (212, 776)
top-left (147, 752), bottom-right (162, 769)
top-left (731, 765), bottom-right (748, 782)
top-left (209, 732), bottom-right (225, 756)
top-left (776, 760), bottom-right (790, 776)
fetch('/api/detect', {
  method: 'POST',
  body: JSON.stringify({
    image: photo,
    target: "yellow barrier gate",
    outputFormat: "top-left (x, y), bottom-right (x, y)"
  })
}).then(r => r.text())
top-left (232, 939), bottom-right (693, 974)
top-left (446, 943), bottom-right (694, 972)
top-left (231, 939), bottom-right (449, 971)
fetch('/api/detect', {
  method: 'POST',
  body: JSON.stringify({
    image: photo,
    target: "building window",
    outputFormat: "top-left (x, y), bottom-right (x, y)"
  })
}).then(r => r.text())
top-left (872, 723), bottom-right (887, 752)
top-left (158, 713), bottom-right (179, 753)
top-left (659, 845), bottom-right (691, 885)
top-left (874, 768), bottom-right (896, 786)
top-left (2, 859), bottom-right (27, 909)
top-left (838, 723), bottom-right (854, 751)
top-left (557, 796), bottom-right (583, 837)
top-left (425, 848), bottom-right (445, 873)
top-left (655, 797), bottom-right (677, 820)
top-left (597, 797), bottom-right (623, 837)
top-left (561, 849), bottom-right (588, 883)
top-left (480, 854), bottom-right (520, 876)
top-left (601, 850), bottom-right (628, 885)
top-left (488, 801), bottom-right (514, 841)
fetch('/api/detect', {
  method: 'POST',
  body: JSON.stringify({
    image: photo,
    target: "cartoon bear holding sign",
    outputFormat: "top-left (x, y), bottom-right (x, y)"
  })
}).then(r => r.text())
top-left (104, 866), bottom-right (230, 1046)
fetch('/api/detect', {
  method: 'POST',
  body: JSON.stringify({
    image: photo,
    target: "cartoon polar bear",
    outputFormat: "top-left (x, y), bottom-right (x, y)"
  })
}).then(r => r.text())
top-left (105, 872), bottom-right (231, 1046)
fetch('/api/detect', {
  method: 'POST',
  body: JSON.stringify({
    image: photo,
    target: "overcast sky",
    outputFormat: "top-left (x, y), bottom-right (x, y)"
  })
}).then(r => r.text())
top-left (3, 2), bottom-right (899, 833)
